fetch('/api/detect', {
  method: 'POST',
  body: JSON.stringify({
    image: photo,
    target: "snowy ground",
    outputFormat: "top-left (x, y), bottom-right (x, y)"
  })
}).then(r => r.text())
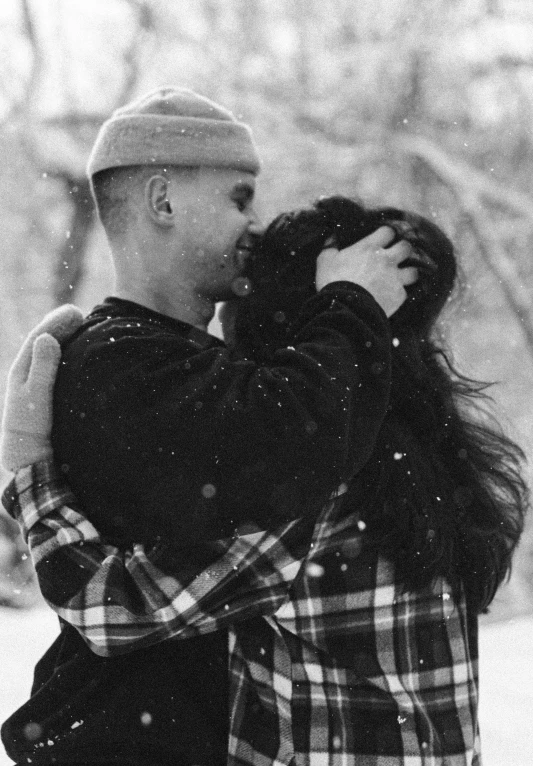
top-left (0, 605), bottom-right (531, 765)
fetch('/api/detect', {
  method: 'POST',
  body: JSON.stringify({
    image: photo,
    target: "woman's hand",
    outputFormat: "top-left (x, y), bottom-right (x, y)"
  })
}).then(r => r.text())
top-left (316, 226), bottom-right (419, 317)
top-left (1, 304), bottom-right (84, 472)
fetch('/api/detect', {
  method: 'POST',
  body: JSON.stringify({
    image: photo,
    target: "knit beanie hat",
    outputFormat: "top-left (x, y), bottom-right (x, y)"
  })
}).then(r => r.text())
top-left (87, 87), bottom-right (261, 179)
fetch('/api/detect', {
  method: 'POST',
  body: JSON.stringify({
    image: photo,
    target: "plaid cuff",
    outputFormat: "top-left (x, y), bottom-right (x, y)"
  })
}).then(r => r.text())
top-left (2, 460), bottom-right (77, 537)
top-left (2, 477), bottom-right (19, 517)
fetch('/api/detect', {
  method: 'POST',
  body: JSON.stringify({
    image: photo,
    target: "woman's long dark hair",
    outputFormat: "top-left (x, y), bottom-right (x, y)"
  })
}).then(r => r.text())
top-left (225, 195), bottom-right (528, 614)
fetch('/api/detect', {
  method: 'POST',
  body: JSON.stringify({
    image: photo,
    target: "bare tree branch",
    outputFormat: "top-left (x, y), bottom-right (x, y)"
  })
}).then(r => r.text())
top-left (53, 0), bottom-right (79, 113)
top-left (0, 20), bottom-right (26, 110)
top-left (17, 0), bottom-right (44, 115)
top-left (53, 178), bottom-right (95, 305)
top-left (296, 111), bottom-right (533, 225)
top-left (398, 139), bottom-right (533, 354)
top-left (395, 134), bottom-right (533, 223)
top-left (115, 0), bottom-right (155, 107)
top-left (292, 0), bottom-right (314, 102)
top-left (461, 194), bottom-right (533, 353)
top-left (0, 0), bottom-right (46, 168)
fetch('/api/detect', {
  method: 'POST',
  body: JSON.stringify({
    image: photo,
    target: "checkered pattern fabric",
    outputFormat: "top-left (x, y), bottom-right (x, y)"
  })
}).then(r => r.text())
top-left (229, 510), bottom-right (482, 765)
top-left (4, 461), bottom-right (481, 765)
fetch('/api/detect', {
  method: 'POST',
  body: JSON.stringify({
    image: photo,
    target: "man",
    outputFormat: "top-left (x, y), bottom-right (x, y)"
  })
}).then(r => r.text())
top-left (1, 87), bottom-right (416, 766)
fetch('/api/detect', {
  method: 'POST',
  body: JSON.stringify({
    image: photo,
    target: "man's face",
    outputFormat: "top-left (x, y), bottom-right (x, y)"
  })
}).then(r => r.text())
top-left (168, 167), bottom-right (263, 301)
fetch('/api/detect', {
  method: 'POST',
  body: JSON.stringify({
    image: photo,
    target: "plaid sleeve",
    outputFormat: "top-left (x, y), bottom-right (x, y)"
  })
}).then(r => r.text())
top-left (3, 461), bottom-right (310, 657)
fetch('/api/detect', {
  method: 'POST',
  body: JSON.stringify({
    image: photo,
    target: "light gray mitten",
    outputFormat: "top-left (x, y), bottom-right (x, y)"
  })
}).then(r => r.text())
top-left (1, 305), bottom-right (84, 472)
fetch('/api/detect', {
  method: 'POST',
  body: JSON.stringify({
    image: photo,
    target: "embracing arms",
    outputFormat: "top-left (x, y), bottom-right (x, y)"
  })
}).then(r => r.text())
top-left (1, 232), bottom-right (414, 656)
top-left (0, 306), bottom-right (324, 656)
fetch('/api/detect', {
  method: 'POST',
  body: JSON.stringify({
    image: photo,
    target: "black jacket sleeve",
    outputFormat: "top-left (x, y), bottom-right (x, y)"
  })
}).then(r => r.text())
top-left (52, 283), bottom-right (391, 546)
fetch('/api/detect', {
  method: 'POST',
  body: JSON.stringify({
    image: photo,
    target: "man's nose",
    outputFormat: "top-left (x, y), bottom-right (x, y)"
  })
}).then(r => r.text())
top-left (247, 210), bottom-right (265, 237)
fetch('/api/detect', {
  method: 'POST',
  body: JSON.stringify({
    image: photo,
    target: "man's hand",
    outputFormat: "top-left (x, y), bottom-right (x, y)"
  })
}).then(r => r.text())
top-left (315, 227), bottom-right (418, 317)
top-left (1, 305), bottom-right (84, 472)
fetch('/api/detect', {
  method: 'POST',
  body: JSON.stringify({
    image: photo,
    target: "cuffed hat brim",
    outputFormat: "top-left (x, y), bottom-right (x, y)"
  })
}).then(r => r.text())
top-left (87, 88), bottom-right (261, 178)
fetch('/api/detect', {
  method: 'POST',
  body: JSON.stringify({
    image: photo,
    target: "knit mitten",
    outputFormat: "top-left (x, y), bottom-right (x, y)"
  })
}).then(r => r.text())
top-left (1, 305), bottom-right (84, 472)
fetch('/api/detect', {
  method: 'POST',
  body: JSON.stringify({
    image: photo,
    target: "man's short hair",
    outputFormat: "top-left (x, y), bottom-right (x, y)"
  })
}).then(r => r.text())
top-left (91, 165), bottom-right (198, 240)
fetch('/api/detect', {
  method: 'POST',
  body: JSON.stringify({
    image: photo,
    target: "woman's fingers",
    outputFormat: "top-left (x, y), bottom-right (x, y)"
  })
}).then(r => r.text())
top-left (385, 239), bottom-right (412, 263)
top-left (398, 266), bottom-right (419, 286)
top-left (367, 226), bottom-right (397, 248)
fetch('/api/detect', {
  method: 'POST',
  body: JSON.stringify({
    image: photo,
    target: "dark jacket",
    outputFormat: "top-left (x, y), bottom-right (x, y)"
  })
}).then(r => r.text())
top-left (3, 284), bottom-right (392, 765)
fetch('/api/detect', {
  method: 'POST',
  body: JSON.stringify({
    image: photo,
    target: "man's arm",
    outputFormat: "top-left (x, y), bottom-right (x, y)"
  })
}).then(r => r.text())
top-left (52, 282), bottom-right (393, 551)
top-left (5, 460), bottom-right (320, 657)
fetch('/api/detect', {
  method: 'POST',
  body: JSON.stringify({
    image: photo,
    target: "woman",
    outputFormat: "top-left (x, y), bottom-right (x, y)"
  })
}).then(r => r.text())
top-left (219, 196), bottom-right (528, 763)
top-left (2, 197), bottom-right (528, 765)
top-left (231, 194), bottom-right (527, 615)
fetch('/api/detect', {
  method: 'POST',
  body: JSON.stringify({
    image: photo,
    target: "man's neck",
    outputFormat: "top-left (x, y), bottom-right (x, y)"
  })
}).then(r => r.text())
top-left (110, 235), bottom-right (216, 331)
top-left (114, 284), bottom-right (215, 331)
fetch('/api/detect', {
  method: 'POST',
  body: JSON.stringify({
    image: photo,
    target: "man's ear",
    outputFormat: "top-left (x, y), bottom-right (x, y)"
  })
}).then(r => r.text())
top-left (145, 175), bottom-right (174, 227)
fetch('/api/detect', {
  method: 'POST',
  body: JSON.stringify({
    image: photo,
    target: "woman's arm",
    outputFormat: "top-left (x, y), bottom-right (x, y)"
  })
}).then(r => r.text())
top-left (0, 316), bottom-right (312, 657)
top-left (5, 460), bottom-right (316, 657)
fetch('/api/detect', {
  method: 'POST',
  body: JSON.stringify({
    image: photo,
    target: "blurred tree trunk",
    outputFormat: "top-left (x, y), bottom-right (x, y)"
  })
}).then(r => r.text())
top-left (292, 0), bottom-right (314, 103)
top-left (2, 0), bottom-right (154, 308)
top-left (53, 179), bottom-right (95, 305)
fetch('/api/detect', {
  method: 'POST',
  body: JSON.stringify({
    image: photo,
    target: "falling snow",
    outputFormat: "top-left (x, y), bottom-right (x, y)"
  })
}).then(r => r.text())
top-left (140, 711), bottom-right (152, 727)
top-left (201, 483), bottom-right (217, 499)
top-left (305, 562), bottom-right (325, 578)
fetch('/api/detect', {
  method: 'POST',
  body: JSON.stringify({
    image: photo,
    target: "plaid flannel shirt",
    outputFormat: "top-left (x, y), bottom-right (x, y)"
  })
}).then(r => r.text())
top-left (5, 461), bottom-right (481, 766)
